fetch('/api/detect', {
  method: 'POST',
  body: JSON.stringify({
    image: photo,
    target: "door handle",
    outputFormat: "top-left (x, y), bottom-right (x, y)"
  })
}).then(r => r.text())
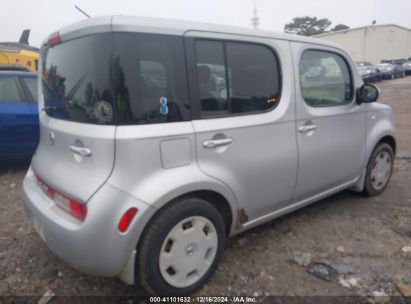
top-left (298, 125), bottom-right (317, 133)
top-left (69, 145), bottom-right (92, 157)
top-left (203, 138), bottom-right (233, 149)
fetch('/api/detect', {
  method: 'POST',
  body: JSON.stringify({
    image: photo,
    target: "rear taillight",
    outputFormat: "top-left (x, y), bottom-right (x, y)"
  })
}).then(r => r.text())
top-left (118, 208), bottom-right (138, 233)
top-left (34, 173), bottom-right (87, 222)
top-left (69, 200), bottom-right (87, 222)
top-left (48, 32), bottom-right (61, 46)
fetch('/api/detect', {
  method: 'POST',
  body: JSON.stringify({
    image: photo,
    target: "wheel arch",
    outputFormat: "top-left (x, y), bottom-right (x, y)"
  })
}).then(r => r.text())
top-left (147, 187), bottom-right (237, 237)
top-left (351, 133), bottom-right (396, 193)
top-left (119, 184), bottom-right (238, 285)
top-left (378, 135), bottom-right (396, 155)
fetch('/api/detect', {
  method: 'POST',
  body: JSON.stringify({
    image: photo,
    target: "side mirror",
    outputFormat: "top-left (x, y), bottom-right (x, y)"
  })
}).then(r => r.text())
top-left (357, 84), bottom-right (379, 104)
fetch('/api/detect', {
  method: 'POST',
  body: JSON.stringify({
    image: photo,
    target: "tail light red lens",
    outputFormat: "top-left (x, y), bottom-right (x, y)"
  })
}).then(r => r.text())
top-left (48, 32), bottom-right (61, 46)
top-left (118, 208), bottom-right (138, 233)
top-left (70, 200), bottom-right (87, 222)
top-left (34, 172), bottom-right (87, 222)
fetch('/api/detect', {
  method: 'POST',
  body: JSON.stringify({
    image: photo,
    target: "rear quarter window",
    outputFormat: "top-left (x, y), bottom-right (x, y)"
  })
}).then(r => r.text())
top-left (112, 33), bottom-right (191, 125)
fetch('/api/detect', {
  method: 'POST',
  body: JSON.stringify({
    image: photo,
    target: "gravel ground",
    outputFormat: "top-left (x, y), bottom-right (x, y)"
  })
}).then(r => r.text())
top-left (0, 77), bottom-right (410, 301)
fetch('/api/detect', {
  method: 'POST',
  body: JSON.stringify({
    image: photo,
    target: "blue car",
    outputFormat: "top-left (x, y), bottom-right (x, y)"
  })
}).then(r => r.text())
top-left (0, 71), bottom-right (39, 160)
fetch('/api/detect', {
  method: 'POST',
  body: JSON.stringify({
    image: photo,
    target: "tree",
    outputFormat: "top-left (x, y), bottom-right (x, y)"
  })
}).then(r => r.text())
top-left (330, 24), bottom-right (350, 32)
top-left (284, 16), bottom-right (332, 36)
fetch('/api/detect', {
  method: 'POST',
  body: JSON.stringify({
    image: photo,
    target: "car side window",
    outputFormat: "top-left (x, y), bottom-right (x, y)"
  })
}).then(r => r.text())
top-left (21, 77), bottom-right (38, 102)
top-left (195, 41), bottom-right (228, 117)
top-left (113, 33), bottom-right (191, 125)
top-left (0, 77), bottom-right (21, 102)
top-left (195, 40), bottom-right (281, 118)
top-left (300, 50), bottom-right (353, 107)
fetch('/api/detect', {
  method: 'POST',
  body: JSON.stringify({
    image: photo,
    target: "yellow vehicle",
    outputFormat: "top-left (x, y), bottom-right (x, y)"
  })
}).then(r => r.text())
top-left (0, 30), bottom-right (39, 72)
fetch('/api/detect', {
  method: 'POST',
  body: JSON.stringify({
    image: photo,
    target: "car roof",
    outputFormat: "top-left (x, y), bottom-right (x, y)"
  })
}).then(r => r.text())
top-left (43, 15), bottom-right (343, 51)
top-left (0, 70), bottom-right (37, 77)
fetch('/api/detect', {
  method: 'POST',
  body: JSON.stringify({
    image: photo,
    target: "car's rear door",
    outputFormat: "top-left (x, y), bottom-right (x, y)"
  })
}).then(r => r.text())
top-left (31, 32), bottom-right (116, 203)
top-left (185, 32), bottom-right (298, 223)
top-left (0, 75), bottom-right (36, 159)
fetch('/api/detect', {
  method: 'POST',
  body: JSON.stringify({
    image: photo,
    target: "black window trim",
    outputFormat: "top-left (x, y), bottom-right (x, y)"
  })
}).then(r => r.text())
top-left (299, 48), bottom-right (355, 108)
top-left (188, 37), bottom-right (283, 120)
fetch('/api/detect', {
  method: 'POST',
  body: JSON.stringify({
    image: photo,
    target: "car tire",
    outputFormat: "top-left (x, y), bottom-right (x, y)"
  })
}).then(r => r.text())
top-left (363, 143), bottom-right (394, 196)
top-left (136, 197), bottom-right (226, 296)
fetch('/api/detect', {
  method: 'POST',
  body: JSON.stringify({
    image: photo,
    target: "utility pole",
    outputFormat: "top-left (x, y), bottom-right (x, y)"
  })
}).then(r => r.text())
top-left (251, 0), bottom-right (260, 29)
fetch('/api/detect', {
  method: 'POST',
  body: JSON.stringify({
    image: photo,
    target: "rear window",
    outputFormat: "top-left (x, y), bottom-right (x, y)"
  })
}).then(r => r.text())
top-left (42, 33), bottom-right (190, 125)
top-left (42, 33), bottom-right (115, 124)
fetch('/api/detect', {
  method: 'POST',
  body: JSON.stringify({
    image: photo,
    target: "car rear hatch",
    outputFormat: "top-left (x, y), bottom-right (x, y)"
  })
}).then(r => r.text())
top-left (32, 19), bottom-right (117, 204)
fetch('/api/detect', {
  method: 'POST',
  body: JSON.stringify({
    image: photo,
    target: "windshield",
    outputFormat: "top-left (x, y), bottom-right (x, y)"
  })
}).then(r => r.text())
top-left (377, 64), bottom-right (392, 69)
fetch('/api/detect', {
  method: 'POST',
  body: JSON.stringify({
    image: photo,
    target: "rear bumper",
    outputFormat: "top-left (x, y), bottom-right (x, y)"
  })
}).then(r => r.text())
top-left (22, 167), bottom-right (156, 279)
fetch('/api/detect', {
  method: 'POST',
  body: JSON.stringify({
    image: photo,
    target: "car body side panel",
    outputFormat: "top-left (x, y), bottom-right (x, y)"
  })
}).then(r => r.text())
top-left (0, 73), bottom-right (38, 160)
top-left (107, 122), bottom-right (240, 234)
top-left (365, 103), bottom-right (396, 155)
top-left (0, 101), bottom-right (37, 159)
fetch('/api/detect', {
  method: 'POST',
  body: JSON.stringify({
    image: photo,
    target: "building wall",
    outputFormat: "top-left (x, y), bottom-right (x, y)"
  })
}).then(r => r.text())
top-left (316, 25), bottom-right (411, 65)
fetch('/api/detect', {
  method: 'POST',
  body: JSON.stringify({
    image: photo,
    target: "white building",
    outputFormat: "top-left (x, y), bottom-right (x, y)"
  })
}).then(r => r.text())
top-left (315, 24), bottom-right (411, 65)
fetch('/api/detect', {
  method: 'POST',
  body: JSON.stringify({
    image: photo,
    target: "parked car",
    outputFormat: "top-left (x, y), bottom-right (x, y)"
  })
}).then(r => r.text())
top-left (377, 63), bottom-right (396, 79)
top-left (393, 64), bottom-right (406, 78)
top-left (381, 59), bottom-right (407, 65)
top-left (356, 61), bottom-right (373, 67)
top-left (401, 61), bottom-right (411, 75)
top-left (377, 63), bottom-right (406, 79)
top-left (373, 66), bottom-right (383, 82)
top-left (357, 65), bottom-right (380, 83)
top-left (23, 16), bottom-right (396, 296)
top-left (0, 71), bottom-right (39, 161)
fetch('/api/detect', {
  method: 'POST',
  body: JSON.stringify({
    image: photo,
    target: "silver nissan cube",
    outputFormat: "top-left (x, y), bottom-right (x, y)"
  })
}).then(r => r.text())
top-left (23, 16), bottom-right (396, 296)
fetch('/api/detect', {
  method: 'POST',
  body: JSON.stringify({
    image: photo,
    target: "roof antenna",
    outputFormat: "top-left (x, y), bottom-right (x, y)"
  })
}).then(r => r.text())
top-left (74, 5), bottom-right (91, 19)
top-left (251, 0), bottom-right (260, 29)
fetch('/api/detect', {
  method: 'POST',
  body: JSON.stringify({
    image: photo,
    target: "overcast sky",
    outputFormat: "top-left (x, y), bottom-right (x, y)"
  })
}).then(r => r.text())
top-left (1, 0), bottom-right (411, 47)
